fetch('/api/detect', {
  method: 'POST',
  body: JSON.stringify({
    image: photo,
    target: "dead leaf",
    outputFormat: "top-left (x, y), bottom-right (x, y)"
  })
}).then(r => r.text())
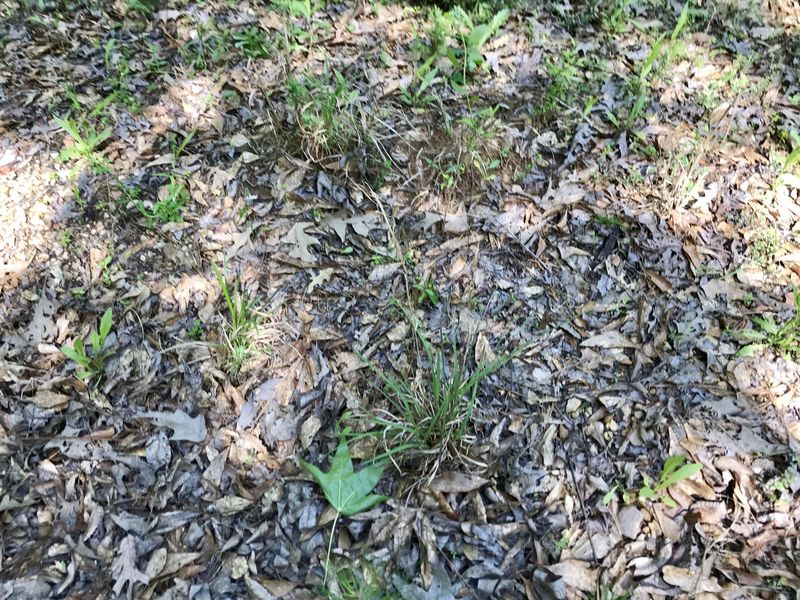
top-left (138, 410), bottom-right (207, 442)
top-left (645, 269), bottom-right (672, 292)
top-left (229, 132), bottom-right (249, 147)
top-left (428, 472), bottom-right (488, 494)
top-left (662, 565), bottom-right (722, 593)
top-left (283, 222), bottom-right (319, 263)
top-left (581, 331), bottom-right (637, 349)
top-left (145, 548), bottom-right (167, 579)
top-left (30, 390), bottom-right (69, 410)
top-left (617, 505), bottom-right (643, 539)
top-left (307, 268), bottom-right (334, 294)
top-left (112, 535), bottom-right (150, 599)
top-left (214, 496), bottom-right (252, 516)
top-left (548, 560), bottom-right (597, 593)
top-left (300, 415), bottom-right (322, 449)
top-left (474, 332), bottom-right (497, 364)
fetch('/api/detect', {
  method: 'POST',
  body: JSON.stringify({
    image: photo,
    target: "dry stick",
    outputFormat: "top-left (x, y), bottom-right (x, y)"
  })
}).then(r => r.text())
top-left (563, 429), bottom-right (600, 570)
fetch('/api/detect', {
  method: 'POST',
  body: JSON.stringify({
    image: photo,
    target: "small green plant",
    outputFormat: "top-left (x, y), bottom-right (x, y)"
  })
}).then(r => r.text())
top-left (620, 4), bottom-right (690, 129)
top-left (324, 560), bottom-right (396, 600)
top-left (749, 227), bottom-right (779, 268)
top-left (286, 69), bottom-right (361, 156)
top-left (602, 0), bottom-right (632, 34)
top-left (98, 254), bottom-right (115, 286)
top-left (399, 68), bottom-right (439, 108)
top-left (774, 131), bottom-right (800, 190)
top-left (600, 585), bottom-right (631, 600)
top-left (594, 214), bottom-right (628, 230)
top-left (179, 22), bottom-right (232, 72)
top-left (554, 530), bottom-right (569, 553)
top-left (413, 276), bottom-right (440, 306)
top-left (137, 175), bottom-right (189, 225)
top-left (738, 288), bottom-right (800, 357)
top-left (414, 6), bottom-right (509, 92)
top-left (638, 455), bottom-right (702, 508)
top-left (58, 230), bottom-right (73, 248)
top-left (61, 308), bottom-right (114, 381)
top-left (53, 113), bottom-right (112, 175)
top-left (233, 25), bottom-right (273, 59)
top-left (272, 0), bottom-right (318, 50)
top-left (145, 43), bottom-right (168, 77)
top-left (359, 303), bottom-right (516, 473)
top-left (126, 0), bottom-right (157, 17)
top-left (540, 43), bottom-right (592, 119)
top-left (103, 39), bottom-right (140, 112)
top-left (187, 319), bottom-right (204, 340)
top-left (300, 436), bottom-right (388, 585)
top-left (273, 0), bottom-right (312, 19)
top-left (214, 266), bottom-right (259, 375)
top-left (458, 104), bottom-right (506, 181)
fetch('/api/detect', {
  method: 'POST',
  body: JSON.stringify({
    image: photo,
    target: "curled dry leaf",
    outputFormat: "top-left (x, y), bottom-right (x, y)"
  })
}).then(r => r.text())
top-left (428, 472), bottom-right (488, 494)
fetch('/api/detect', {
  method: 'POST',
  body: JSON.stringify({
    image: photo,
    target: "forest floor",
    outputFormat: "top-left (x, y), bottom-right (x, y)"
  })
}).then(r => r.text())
top-left (1, 0), bottom-right (800, 598)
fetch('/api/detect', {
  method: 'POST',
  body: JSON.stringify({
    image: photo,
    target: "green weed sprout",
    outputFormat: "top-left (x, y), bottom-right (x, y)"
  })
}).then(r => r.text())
top-left (361, 303), bottom-right (517, 472)
top-left (213, 265), bottom-right (259, 376)
top-left (61, 308), bottom-right (114, 381)
top-left (738, 288), bottom-right (800, 358)
top-left (53, 114), bottom-right (112, 174)
top-left (639, 455), bottom-right (702, 507)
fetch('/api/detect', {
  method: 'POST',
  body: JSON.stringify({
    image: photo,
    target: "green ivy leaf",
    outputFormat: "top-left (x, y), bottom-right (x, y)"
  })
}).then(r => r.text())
top-left (300, 439), bottom-right (389, 517)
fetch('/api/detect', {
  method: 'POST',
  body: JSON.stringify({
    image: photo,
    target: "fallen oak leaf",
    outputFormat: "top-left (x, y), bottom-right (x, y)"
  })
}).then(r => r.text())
top-left (137, 410), bottom-right (207, 442)
top-left (307, 268), bottom-right (335, 294)
top-left (112, 535), bottom-right (150, 599)
top-left (283, 222), bottom-right (319, 263)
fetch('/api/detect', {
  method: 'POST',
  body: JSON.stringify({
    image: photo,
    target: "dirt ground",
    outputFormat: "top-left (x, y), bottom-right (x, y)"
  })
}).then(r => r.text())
top-left (1, 0), bottom-right (800, 598)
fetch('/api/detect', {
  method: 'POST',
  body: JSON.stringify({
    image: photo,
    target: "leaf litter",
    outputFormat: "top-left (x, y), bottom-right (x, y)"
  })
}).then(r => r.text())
top-left (0, 0), bottom-right (799, 597)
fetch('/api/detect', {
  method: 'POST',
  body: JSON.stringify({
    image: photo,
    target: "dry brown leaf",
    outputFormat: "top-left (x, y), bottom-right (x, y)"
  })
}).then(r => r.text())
top-left (662, 565), bottom-right (722, 593)
top-left (581, 331), bottom-right (637, 349)
top-left (548, 560), bottom-right (597, 593)
top-left (428, 472), bottom-right (488, 494)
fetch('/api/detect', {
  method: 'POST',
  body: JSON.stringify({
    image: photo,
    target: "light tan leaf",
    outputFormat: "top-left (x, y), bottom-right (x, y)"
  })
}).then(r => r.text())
top-left (662, 565), bottom-right (722, 593)
top-left (307, 268), bottom-right (334, 294)
top-left (283, 222), bottom-right (319, 263)
top-left (138, 410), bottom-right (206, 442)
top-left (112, 535), bottom-right (150, 598)
top-left (548, 560), bottom-right (597, 592)
top-left (475, 332), bottom-right (497, 364)
top-left (214, 496), bottom-right (252, 516)
top-left (581, 331), bottom-right (637, 349)
top-left (428, 472), bottom-right (488, 493)
top-left (145, 548), bottom-right (168, 579)
top-left (229, 132), bottom-right (249, 148)
top-left (31, 390), bottom-right (69, 410)
top-left (645, 269), bottom-right (672, 292)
